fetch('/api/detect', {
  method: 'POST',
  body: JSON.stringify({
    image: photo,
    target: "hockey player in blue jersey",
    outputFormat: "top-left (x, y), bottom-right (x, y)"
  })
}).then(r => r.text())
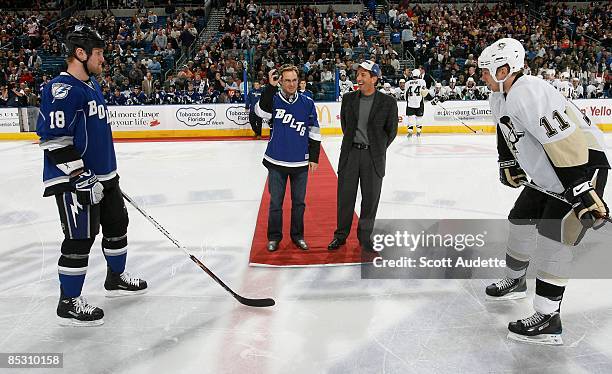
top-left (298, 79), bottom-right (314, 99)
top-left (181, 82), bottom-right (202, 104)
top-left (128, 85), bottom-right (147, 105)
top-left (152, 83), bottom-right (166, 105)
top-left (36, 26), bottom-right (147, 327)
top-left (255, 65), bottom-right (321, 252)
top-left (108, 87), bottom-right (127, 106)
top-left (245, 80), bottom-right (263, 139)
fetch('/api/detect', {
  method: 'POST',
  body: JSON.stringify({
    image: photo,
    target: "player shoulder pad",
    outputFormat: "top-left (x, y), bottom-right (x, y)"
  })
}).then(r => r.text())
top-left (50, 82), bottom-right (74, 100)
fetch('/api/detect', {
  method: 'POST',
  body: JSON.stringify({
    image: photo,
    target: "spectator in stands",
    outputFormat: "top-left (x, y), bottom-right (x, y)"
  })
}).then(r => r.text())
top-left (153, 28), bottom-right (167, 50)
top-left (142, 72), bottom-right (155, 98)
top-left (128, 61), bottom-right (145, 85)
top-left (0, 85), bottom-right (9, 107)
top-left (28, 50), bottom-right (42, 69)
top-left (179, 21), bottom-right (197, 56)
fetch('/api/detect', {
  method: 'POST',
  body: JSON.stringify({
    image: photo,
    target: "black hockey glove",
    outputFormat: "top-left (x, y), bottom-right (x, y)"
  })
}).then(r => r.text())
top-left (564, 180), bottom-right (609, 229)
top-left (431, 97), bottom-right (439, 105)
top-left (499, 159), bottom-right (527, 188)
top-left (71, 170), bottom-right (104, 205)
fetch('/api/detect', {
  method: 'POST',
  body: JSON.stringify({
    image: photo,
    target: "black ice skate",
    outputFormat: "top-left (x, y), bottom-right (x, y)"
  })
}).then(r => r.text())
top-left (507, 311), bottom-right (563, 346)
top-left (104, 267), bottom-right (148, 298)
top-left (57, 294), bottom-right (104, 327)
top-left (485, 276), bottom-right (527, 300)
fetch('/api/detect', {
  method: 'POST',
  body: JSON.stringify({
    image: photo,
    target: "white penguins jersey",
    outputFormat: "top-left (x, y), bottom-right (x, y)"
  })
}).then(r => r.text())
top-left (490, 74), bottom-right (607, 193)
top-left (405, 78), bottom-right (427, 108)
top-left (556, 81), bottom-right (572, 98)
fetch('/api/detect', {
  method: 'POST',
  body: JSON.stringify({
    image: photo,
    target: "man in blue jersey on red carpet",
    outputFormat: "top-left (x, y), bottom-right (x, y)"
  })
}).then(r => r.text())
top-left (36, 26), bottom-right (147, 327)
top-left (255, 65), bottom-right (322, 252)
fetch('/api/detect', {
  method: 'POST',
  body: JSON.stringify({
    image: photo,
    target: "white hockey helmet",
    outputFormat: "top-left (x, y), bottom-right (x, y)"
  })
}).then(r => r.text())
top-left (449, 77), bottom-right (457, 85)
top-left (478, 38), bottom-right (525, 91)
top-left (412, 68), bottom-right (421, 78)
top-left (466, 77), bottom-right (475, 86)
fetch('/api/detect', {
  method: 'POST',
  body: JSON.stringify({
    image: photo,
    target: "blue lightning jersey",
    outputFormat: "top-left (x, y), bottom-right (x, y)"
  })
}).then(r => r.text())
top-left (255, 90), bottom-right (321, 167)
top-left (36, 72), bottom-right (117, 196)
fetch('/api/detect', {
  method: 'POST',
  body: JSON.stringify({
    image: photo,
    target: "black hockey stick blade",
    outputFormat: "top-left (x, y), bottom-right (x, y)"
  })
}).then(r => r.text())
top-left (188, 255), bottom-right (276, 308)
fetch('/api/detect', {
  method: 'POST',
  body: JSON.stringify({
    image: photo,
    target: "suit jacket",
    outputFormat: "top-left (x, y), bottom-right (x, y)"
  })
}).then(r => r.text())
top-left (338, 90), bottom-right (398, 178)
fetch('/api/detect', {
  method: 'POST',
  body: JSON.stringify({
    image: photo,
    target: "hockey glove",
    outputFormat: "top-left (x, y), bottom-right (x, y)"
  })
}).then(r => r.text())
top-left (431, 97), bottom-right (439, 105)
top-left (71, 170), bottom-right (104, 205)
top-left (499, 160), bottom-right (527, 188)
top-left (564, 180), bottom-right (609, 229)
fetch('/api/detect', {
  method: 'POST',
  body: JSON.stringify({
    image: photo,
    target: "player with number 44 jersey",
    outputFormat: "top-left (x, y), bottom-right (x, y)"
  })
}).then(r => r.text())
top-left (479, 37), bottom-right (609, 346)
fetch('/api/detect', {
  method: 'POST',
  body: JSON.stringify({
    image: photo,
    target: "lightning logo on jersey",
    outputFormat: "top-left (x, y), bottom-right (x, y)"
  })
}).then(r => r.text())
top-left (51, 83), bottom-right (72, 101)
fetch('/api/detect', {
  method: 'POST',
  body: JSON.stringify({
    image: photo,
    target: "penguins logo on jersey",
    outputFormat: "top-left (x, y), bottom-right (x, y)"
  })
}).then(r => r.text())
top-left (500, 115), bottom-right (524, 153)
top-left (51, 83), bottom-right (72, 101)
top-left (497, 42), bottom-right (506, 50)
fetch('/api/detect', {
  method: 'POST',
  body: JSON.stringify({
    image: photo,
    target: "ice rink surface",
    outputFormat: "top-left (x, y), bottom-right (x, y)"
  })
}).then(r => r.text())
top-left (1, 134), bottom-right (612, 374)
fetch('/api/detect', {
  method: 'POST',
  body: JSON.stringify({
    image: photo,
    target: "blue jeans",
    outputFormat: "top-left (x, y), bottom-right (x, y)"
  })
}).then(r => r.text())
top-left (267, 167), bottom-right (308, 241)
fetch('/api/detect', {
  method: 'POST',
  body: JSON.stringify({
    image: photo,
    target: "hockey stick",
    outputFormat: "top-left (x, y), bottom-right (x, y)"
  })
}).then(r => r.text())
top-left (122, 191), bottom-right (276, 308)
top-left (434, 100), bottom-right (482, 134)
top-left (520, 181), bottom-right (612, 224)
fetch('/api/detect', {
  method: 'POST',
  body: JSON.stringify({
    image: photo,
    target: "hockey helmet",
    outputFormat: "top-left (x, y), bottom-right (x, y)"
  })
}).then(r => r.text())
top-left (411, 69), bottom-right (421, 78)
top-left (478, 38), bottom-right (524, 90)
top-left (65, 25), bottom-right (105, 56)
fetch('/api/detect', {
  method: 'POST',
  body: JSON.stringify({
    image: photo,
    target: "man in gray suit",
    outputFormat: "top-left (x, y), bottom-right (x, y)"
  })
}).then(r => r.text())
top-left (328, 60), bottom-right (398, 251)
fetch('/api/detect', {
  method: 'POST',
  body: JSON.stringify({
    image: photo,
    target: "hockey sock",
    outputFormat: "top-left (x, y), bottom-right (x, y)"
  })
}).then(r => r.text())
top-left (534, 278), bottom-right (565, 314)
top-left (415, 116), bottom-right (423, 134)
top-left (58, 239), bottom-right (93, 297)
top-left (407, 115), bottom-right (416, 134)
top-left (102, 235), bottom-right (128, 274)
top-left (505, 222), bottom-right (536, 278)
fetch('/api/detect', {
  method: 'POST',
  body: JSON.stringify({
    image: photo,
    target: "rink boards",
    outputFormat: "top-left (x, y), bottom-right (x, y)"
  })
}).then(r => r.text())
top-left (2, 98), bottom-right (611, 140)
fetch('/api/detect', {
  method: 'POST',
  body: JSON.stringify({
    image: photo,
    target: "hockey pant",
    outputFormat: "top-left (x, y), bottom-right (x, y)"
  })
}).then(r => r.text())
top-left (55, 182), bottom-right (129, 297)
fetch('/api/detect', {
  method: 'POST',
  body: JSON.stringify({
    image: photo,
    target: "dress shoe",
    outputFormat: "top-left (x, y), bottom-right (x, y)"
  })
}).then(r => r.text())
top-left (267, 240), bottom-right (279, 252)
top-left (293, 239), bottom-right (309, 250)
top-left (327, 238), bottom-right (346, 250)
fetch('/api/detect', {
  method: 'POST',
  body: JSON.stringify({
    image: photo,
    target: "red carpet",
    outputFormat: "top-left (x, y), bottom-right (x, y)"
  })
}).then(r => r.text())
top-left (249, 147), bottom-right (371, 267)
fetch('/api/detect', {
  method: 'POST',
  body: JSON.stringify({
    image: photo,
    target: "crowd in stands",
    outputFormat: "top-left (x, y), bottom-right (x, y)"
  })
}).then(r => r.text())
top-left (0, 2), bottom-right (207, 107)
top-left (0, 0), bottom-right (610, 108)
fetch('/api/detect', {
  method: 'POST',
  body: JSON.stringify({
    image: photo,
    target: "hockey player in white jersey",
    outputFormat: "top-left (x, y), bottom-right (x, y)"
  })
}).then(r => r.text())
top-left (461, 77), bottom-right (482, 100)
top-left (570, 77), bottom-right (584, 99)
top-left (478, 38), bottom-right (609, 345)
top-left (338, 71), bottom-right (353, 99)
top-left (442, 77), bottom-right (462, 101)
top-left (429, 82), bottom-right (444, 102)
top-left (586, 77), bottom-right (604, 99)
top-left (556, 71), bottom-right (572, 98)
top-left (393, 79), bottom-right (407, 101)
top-left (405, 69), bottom-right (430, 137)
top-left (380, 82), bottom-right (394, 96)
